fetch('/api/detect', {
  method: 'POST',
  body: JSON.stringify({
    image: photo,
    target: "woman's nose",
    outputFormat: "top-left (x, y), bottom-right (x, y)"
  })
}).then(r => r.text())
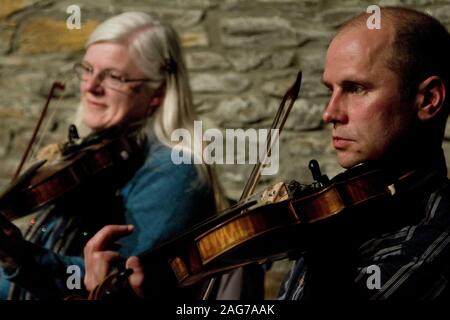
top-left (82, 74), bottom-right (104, 94)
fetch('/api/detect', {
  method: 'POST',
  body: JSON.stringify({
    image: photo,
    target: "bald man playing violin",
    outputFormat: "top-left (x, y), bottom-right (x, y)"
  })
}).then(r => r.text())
top-left (84, 6), bottom-right (450, 300)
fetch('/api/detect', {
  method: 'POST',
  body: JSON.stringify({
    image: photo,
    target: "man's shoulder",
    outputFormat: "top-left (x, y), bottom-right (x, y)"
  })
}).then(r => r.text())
top-left (424, 178), bottom-right (450, 225)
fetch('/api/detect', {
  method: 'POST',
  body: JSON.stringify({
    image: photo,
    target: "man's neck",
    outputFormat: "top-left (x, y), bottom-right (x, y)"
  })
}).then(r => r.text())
top-left (380, 147), bottom-right (447, 178)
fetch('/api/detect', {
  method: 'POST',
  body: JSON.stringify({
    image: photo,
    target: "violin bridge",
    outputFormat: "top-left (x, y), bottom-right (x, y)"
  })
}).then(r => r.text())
top-left (260, 182), bottom-right (290, 204)
top-left (387, 184), bottom-right (396, 196)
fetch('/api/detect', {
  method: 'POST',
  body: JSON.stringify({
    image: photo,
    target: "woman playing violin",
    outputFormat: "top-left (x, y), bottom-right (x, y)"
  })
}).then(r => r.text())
top-left (0, 11), bottom-right (224, 300)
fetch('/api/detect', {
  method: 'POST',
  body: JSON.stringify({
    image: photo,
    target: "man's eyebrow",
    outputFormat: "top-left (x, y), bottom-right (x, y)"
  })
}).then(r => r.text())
top-left (341, 79), bottom-right (372, 87)
top-left (320, 78), bottom-right (372, 88)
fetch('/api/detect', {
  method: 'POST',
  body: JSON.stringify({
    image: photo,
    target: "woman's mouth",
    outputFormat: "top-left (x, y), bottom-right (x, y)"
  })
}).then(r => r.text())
top-left (86, 99), bottom-right (107, 109)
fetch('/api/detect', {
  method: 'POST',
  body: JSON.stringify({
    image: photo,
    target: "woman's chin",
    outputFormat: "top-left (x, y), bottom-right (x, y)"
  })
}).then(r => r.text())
top-left (83, 117), bottom-right (108, 132)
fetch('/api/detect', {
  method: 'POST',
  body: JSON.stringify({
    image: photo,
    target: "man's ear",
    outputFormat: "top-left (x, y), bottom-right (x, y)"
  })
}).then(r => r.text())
top-left (148, 82), bottom-right (166, 108)
top-left (415, 76), bottom-right (446, 121)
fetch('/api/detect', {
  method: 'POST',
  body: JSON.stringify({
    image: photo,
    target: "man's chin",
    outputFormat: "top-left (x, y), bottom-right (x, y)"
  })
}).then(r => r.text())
top-left (336, 153), bottom-right (362, 169)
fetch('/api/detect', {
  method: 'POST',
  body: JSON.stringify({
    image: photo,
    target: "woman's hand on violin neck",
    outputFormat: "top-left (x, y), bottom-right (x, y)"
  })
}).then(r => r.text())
top-left (0, 216), bottom-right (26, 270)
top-left (125, 256), bottom-right (145, 298)
top-left (83, 224), bottom-right (134, 291)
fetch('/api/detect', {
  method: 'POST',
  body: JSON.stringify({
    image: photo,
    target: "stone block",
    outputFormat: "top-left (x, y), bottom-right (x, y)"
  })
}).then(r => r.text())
top-left (0, 0), bottom-right (39, 19)
top-left (274, 98), bottom-right (324, 131)
top-left (17, 18), bottom-right (99, 54)
top-left (227, 50), bottom-right (295, 71)
top-left (214, 95), bottom-right (268, 126)
top-left (227, 51), bottom-right (270, 72)
top-left (0, 21), bottom-right (16, 53)
top-left (445, 117), bottom-right (450, 140)
top-left (180, 27), bottom-right (209, 48)
top-left (0, 126), bottom-right (12, 157)
top-left (221, 16), bottom-right (309, 48)
top-left (298, 50), bottom-right (326, 74)
top-left (317, 7), bottom-right (362, 28)
top-left (262, 74), bottom-right (329, 99)
top-left (190, 73), bottom-right (251, 93)
top-left (156, 8), bottom-right (205, 28)
top-left (429, 5), bottom-right (450, 25)
top-left (185, 51), bottom-right (230, 70)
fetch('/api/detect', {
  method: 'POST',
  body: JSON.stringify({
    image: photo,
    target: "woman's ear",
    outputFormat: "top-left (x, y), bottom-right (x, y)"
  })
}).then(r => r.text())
top-left (415, 76), bottom-right (446, 121)
top-left (148, 82), bottom-right (166, 108)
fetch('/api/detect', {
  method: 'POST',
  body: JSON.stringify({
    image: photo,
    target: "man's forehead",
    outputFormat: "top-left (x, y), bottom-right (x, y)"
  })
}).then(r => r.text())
top-left (326, 26), bottom-right (393, 65)
top-left (322, 25), bottom-right (398, 84)
top-left (331, 24), bottom-right (394, 52)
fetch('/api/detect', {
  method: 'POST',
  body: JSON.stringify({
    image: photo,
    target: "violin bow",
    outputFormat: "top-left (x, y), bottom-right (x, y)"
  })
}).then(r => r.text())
top-left (201, 71), bottom-right (303, 299)
top-left (11, 82), bottom-right (65, 182)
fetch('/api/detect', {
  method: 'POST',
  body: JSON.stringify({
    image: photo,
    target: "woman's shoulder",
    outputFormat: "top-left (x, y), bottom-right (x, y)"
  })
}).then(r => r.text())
top-left (128, 134), bottom-right (208, 193)
top-left (144, 137), bottom-right (198, 177)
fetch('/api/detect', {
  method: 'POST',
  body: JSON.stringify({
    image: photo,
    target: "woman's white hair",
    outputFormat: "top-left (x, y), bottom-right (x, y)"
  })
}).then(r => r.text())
top-left (75, 12), bottom-right (227, 210)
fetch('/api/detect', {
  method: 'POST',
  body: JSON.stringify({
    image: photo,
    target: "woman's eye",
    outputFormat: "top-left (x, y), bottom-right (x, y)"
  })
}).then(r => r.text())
top-left (109, 73), bottom-right (124, 81)
top-left (83, 66), bottom-right (93, 73)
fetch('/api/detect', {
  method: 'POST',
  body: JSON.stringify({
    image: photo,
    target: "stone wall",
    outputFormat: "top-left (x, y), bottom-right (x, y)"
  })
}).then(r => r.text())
top-left (1, 0), bottom-right (450, 299)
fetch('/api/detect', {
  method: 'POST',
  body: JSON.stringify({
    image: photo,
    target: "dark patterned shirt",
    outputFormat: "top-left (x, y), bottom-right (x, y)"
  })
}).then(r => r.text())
top-left (279, 154), bottom-right (450, 300)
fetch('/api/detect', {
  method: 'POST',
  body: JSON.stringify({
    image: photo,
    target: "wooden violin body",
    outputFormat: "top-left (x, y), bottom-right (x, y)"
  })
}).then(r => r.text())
top-left (0, 125), bottom-right (146, 220)
top-left (90, 162), bottom-right (400, 300)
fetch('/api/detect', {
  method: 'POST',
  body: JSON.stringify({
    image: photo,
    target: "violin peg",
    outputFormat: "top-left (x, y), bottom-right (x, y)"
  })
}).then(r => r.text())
top-left (308, 159), bottom-right (329, 186)
top-left (68, 124), bottom-right (79, 143)
top-left (308, 160), bottom-right (321, 181)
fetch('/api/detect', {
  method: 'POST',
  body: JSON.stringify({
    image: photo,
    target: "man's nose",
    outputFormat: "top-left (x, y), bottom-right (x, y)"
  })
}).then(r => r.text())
top-left (322, 91), bottom-right (347, 124)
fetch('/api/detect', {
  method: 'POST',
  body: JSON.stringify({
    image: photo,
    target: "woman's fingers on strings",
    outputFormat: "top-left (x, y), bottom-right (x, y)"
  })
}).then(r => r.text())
top-left (84, 224), bottom-right (134, 252)
top-left (85, 251), bottom-right (123, 291)
top-left (126, 256), bottom-right (145, 298)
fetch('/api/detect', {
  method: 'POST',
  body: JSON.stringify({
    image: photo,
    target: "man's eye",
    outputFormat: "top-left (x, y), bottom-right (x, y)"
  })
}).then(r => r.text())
top-left (347, 84), bottom-right (365, 94)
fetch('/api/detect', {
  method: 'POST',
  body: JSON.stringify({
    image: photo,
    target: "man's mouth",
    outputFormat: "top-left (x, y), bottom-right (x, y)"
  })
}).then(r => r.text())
top-left (332, 136), bottom-right (353, 149)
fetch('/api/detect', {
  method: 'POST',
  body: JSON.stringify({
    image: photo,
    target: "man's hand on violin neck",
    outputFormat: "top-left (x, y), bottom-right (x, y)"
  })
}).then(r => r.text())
top-left (83, 224), bottom-right (134, 291)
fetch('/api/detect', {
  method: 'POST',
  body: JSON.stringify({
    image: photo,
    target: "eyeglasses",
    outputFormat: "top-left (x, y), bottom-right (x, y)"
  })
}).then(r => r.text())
top-left (73, 62), bottom-right (153, 90)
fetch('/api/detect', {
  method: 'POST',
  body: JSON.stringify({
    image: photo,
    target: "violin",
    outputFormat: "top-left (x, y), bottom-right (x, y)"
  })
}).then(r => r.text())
top-left (86, 159), bottom-right (407, 300)
top-left (0, 124), bottom-right (147, 221)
